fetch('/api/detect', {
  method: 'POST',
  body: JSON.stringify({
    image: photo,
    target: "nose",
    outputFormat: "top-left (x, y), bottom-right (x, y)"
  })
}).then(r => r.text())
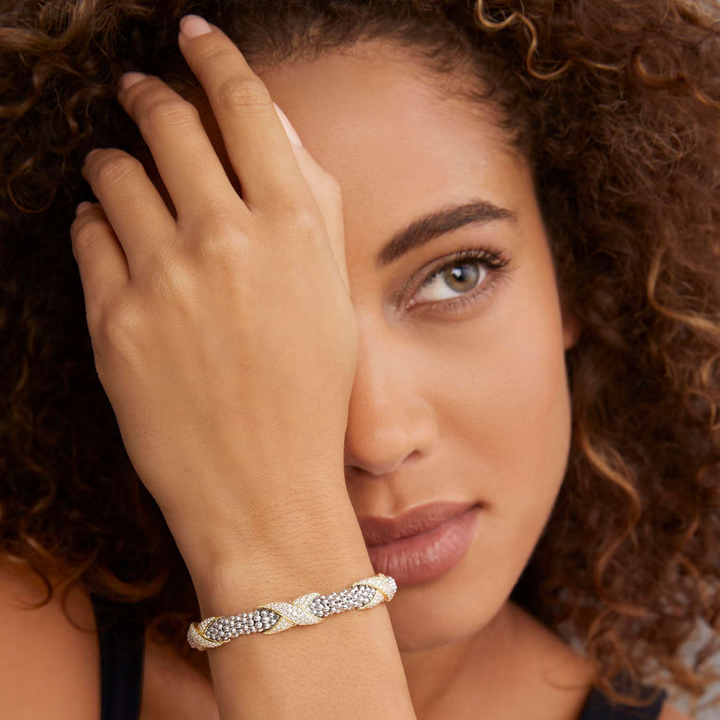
top-left (343, 322), bottom-right (438, 479)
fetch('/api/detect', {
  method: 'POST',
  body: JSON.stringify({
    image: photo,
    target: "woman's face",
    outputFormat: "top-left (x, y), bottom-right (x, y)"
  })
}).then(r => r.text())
top-left (195, 40), bottom-right (580, 653)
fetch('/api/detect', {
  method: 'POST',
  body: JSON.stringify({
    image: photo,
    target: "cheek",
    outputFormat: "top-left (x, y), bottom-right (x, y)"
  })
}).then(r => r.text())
top-left (494, 277), bottom-right (570, 457)
top-left (480, 252), bottom-right (572, 537)
top-left (493, 304), bottom-right (571, 488)
top-left (446, 248), bottom-right (572, 604)
top-left (445, 246), bottom-right (572, 509)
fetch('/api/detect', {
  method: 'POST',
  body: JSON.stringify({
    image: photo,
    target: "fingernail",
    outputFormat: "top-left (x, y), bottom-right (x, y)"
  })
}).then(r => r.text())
top-left (84, 148), bottom-right (102, 164)
top-left (120, 71), bottom-right (147, 91)
top-left (273, 102), bottom-right (303, 148)
top-left (180, 15), bottom-right (212, 39)
top-left (76, 201), bottom-right (93, 216)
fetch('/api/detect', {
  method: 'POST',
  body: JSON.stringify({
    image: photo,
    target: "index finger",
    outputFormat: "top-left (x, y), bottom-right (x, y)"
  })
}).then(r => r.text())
top-left (177, 15), bottom-right (313, 215)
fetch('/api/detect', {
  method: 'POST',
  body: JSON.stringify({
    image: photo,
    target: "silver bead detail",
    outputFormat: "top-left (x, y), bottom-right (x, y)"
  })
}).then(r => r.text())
top-left (187, 573), bottom-right (397, 651)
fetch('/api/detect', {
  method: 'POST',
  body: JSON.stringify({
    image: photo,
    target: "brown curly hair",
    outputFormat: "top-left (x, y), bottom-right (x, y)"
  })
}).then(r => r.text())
top-left (1, 0), bottom-right (718, 712)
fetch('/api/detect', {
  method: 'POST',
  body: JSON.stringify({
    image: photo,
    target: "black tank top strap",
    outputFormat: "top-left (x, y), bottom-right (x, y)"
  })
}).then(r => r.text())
top-left (90, 594), bottom-right (145, 720)
top-left (578, 670), bottom-right (668, 719)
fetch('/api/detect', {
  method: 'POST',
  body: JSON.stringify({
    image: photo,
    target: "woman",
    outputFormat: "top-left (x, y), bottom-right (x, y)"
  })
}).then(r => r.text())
top-left (0, 0), bottom-right (717, 718)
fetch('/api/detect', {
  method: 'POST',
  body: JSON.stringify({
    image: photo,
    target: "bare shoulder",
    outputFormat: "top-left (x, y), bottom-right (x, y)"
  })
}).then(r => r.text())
top-left (505, 602), bottom-right (692, 720)
top-left (658, 704), bottom-right (693, 720)
top-left (0, 556), bottom-right (99, 719)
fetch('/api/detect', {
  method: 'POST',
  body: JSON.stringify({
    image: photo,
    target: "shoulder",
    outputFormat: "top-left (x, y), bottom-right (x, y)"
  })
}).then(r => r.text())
top-left (507, 602), bottom-right (692, 720)
top-left (0, 556), bottom-right (100, 718)
top-left (658, 704), bottom-right (692, 720)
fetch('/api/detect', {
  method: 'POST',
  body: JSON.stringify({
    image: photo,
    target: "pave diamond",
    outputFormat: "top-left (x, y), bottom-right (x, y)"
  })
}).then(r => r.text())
top-left (260, 592), bottom-right (324, 634)
top-left (187, 616), bottom-right (228, 650)
top-left (187, 574), bottom-right (397, 650)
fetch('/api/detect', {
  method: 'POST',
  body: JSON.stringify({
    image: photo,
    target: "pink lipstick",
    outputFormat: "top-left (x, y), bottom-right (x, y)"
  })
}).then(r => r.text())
top-left (358, 502), bottom-right (483, 587)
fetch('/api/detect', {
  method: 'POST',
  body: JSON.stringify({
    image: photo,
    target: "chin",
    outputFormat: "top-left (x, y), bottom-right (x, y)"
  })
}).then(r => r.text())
top-left (384, 578), bottom-right (512, 653)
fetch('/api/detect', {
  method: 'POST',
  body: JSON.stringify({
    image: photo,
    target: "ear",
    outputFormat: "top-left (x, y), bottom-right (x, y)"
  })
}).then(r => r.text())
top-left (560, 298), bottom-right (582, 351)
top-left (563, 313), bottom-right (581, 351)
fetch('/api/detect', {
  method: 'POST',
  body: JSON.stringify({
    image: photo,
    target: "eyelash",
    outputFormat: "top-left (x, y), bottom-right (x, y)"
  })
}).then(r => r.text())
top-left (408, 246), bottom-right (512, 314)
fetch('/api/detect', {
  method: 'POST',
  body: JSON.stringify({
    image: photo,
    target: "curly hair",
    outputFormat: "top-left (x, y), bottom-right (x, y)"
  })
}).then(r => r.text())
top-left (1, 0), bottom-right (718, 712)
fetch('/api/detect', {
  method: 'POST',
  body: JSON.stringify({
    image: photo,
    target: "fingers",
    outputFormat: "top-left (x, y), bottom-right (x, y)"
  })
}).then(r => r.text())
top-left (291, 147), bottom-right (350, 293)
top-left (176, 15), bottom-right (314, 214)
top-left (81, 148), bottom-right (177, 275)
top-left (77, 11), bottom-right (346, 307)
top-left (116, 73), bottom-right (244, 223)
top-left (70, 203), bottom-right (129, 328)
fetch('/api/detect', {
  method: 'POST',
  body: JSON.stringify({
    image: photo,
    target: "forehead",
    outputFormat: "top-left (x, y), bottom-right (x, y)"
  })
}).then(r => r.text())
top-left (257, 40), bottom-right (519, 166)
top-left (240, 41), bottom-right (530, 253)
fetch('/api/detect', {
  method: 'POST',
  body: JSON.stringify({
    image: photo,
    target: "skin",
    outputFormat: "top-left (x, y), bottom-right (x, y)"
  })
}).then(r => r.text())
top-left (221, 40), bottom-right (595, 718)
top-left (0, 23), bottom-right (689, 720)
top-left (250, 47), bottom-right (690, 719)
top-left (115, 31), bottom-right (597, 718)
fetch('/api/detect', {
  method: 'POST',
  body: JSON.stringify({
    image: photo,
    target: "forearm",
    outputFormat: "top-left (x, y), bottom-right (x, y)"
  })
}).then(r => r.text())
top-left (190, 496), bottom-right (417, 720)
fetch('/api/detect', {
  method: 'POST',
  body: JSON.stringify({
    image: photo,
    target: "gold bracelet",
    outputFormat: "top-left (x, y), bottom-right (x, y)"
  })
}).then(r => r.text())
top-left (187, 573), bottom-right (397, 650)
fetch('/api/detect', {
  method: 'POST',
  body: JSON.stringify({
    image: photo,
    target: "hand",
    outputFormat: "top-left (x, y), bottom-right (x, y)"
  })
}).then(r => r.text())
top-left (69, 15), bottom-right (359, 568)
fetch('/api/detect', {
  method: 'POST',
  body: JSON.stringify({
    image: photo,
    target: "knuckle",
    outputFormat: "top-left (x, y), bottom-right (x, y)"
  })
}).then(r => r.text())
top-left (285, 203), bottom-right (321, 232)
top-left (139, 98), bottom-right (200, 134)
top-left (216, 76), bottom-right (272, 114)
top-left (192, 213), bottom-right (249, 260)
top-left (99, 299), bottom-right (144, 350)
top-left (150, 265), bottom-right (195, 302)
top-left (198, 209), bottom-right (242, 236)
top-left (194, 44), bottom-right (232, 66)
top-left (71, 217), bottom-right (103, 254)
top-left (275, 203), bottom-right (322, 241)
top-left (93, 152), bottom-right (143, 188)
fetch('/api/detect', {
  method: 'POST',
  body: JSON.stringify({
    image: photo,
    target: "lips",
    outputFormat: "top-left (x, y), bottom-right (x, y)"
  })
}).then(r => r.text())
top-left (357, 500), bottom-right (482, 547)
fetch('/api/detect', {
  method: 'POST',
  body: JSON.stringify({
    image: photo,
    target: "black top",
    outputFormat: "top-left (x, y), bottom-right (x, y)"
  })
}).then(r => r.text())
top-left (579, 678), bottom-right (668, 719)
top-left (90, 596), bottom-right (668, 719)
top-left (91, 594), bottom-right (145, 720)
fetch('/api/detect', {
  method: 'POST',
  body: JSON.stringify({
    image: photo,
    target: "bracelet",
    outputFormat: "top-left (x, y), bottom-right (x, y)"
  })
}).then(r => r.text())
top-left (187, 572), bottom-right (397, 651)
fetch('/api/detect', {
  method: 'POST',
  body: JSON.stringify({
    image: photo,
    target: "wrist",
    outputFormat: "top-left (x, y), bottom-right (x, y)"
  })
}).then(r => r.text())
top-left (181, 499), bottom-right (374, 617)
top-left (193, 553), bottom-right (377, 621)
top-left (162, 463), bottom-right (355, 565)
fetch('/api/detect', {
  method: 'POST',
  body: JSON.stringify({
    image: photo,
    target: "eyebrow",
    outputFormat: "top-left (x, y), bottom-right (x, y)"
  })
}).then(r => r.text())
top-left (375, 199), bottom-right (518, 270)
